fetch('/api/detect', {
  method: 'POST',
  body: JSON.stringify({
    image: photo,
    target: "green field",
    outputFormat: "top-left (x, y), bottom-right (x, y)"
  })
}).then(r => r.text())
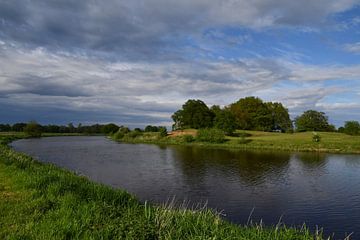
top-left (0, 133), bottom-right (325, 239)
top-left (114, 130), bottom-right (360, 154)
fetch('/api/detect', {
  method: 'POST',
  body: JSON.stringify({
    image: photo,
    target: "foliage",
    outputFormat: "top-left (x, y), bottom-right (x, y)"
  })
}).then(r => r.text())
top-left (230, 97), bottom-right (273, 131)
top-left (23, 121), bottom-right (42, 138)
top-left (101, 123), bottom-right (120, 134)
top-left (196, 128), bottom-right (226, 143)
top-left (172, 99), bottom-right (214, 130)
top-left (126, 130), bottom-right (143, 139)
top-left (0, 124), bottom-right (11, 132)
top-left (11, 123), bottom-right (27, 132)
top-left (183, 134), bottom-right (195, 143)
top-left (343, 121), bottom-right (360, 135)
top-left (266, 102), bottom-right (293, 132)
top-left (112, 127), bottom-right (131, 140)
top-left (158, 127), bottom-right (167, 137)
top-left (295, 110), bottom-right (332, 132)
top-left (312, 132), bottom-right (321, 142)
top-left (145, 125), bottom-right (159, 132)
top-left (213, 109), bottom-right (237, 135)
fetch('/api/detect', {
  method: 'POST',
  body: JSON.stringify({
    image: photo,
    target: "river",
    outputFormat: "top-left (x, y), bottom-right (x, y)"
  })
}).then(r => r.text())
top-left (11, 136), bottom-right (360, 238)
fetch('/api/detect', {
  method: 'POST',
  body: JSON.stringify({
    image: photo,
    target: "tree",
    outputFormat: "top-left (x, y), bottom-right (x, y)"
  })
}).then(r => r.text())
top-left (0, 124), bottom-right (11, 132)
top-left (343, 121), bottom-right (360, 135)
top-left (24, 121), bottom-right (42, 138)
top-left (295, 110), bottom-right (331, 132)
top-left (101, 123), bottom-right (120, 134)
top-left (158, 126), bottom-right (168, 137)
top-left (12, 123), bottom-right (27, 132)
top-left (145, 125), bottom-right (159, 132)
top-left (266, 102), bottom-right (293, 132)
top-left (229, 96), bottom-right (272, 131)
top-left (213, 109), bottom-right (237, 135)
top-left (172, 99), bottom-right (214, 130)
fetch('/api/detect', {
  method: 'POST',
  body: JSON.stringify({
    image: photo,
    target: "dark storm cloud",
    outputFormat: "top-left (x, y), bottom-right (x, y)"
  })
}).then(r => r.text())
top-left (1, 74), bottom-right (90, 97)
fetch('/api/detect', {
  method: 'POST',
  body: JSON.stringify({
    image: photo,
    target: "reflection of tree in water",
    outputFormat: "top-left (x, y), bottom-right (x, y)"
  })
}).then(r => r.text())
top-left (296, 152), bottom-right (327, 170)
top-left (170, 146), bottom-right (291, 185)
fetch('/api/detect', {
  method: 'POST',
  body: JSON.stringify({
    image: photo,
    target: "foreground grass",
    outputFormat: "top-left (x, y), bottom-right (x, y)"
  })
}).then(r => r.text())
top-left (0, 135), bottom-right (323, 239)
top-left (114, 130), bottom-right (360, 154)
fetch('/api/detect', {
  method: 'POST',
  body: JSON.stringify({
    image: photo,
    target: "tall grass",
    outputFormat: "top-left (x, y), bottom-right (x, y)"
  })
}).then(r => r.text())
top-left (0, 135), bottom-right (326, 239)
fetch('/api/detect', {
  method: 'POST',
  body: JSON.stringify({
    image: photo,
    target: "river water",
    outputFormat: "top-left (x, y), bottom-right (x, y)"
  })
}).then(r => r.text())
top-left (11, 136), bottom-right (360, 238)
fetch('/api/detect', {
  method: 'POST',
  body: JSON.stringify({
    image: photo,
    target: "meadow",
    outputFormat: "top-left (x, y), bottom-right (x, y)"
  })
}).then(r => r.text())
top-left (113, 130), bottom-right (360, 154)
top-left (0, 133), bottom-right (326, 239)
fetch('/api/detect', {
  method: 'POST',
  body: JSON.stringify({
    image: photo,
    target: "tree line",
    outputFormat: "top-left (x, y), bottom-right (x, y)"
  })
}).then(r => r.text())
top-left (0, 121), bottom-right (169, 138)
top-left (0, 122), bottom-right (120, 134)
top-left (172, 97), bottom-right (358, 135)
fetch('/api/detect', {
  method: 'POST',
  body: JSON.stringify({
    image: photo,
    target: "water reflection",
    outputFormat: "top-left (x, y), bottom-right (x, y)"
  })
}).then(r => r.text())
top-left (296, 152), bottom-right (328, 169)
top-left (171, 146), bottom-right (291, 185)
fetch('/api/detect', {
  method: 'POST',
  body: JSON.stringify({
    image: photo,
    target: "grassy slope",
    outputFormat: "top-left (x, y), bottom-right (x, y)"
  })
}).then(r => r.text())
top-left (0, 133), bottom-right (322, 239)
top-left (117, 130), bottom-right (360, 154)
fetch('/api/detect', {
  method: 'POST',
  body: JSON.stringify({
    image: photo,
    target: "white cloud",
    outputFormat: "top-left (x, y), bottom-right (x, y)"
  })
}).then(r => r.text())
top-left (2, 42), bottom-right (360, 125)
top-left (344, 42), bottom-right (360, 54)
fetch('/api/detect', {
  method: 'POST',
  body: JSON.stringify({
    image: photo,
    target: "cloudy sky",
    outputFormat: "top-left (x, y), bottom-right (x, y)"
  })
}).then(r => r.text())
top-left (1, 0), bottom-right (360, 127)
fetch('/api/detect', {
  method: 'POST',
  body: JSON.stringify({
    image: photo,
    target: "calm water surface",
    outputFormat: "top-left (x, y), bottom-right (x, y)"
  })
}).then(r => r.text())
top-left (11, 136), bottom-right (360, 238)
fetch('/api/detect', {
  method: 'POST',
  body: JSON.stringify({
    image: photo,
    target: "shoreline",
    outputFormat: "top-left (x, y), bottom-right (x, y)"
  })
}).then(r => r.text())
top-left (110, 132), bottom-right (360, 155)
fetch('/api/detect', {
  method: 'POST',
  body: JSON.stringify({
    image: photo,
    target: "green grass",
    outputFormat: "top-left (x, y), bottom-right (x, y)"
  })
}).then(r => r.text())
top-left (113, 130), bottom-right (360, 154)
top-left (0, 134), bottom-right (325, 239)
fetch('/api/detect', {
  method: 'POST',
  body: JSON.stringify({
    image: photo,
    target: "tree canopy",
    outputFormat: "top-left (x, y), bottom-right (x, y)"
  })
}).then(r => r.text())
top-left (24, 121), bottom-right (42, 138)
top-left (229, 97), bottom-right (292, 131)
top-left (295, 110), bottom-right (332, 132)
top-left (213, 109), bottom-right (237, 135)
top-left (172, 97), bottom-right (294, 133)
top-left (172, 99), bottom-right (214, 129)
top-left (343, 121), bottom-right (360, 135)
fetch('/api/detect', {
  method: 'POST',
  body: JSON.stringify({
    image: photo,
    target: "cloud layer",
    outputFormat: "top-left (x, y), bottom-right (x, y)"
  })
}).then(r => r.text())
top-left (0, 0), bottom-right (360, 126)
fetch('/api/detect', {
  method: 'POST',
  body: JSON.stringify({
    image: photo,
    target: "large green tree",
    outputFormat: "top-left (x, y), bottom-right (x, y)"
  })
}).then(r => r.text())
top-left (295, 110), bottom-right (331, 132)
top-left (101, 123), bottom-right (120, 134)
top-left (343, 121), bottom-right (360, 135)
top-left (266, 102), bottom-right (293, 132)
top-left (213, 109), bottom-right (237, 135)
top-left (172, 99), bottom-right (214, 129)
top-left (229, 97), bottom-right (272, 131)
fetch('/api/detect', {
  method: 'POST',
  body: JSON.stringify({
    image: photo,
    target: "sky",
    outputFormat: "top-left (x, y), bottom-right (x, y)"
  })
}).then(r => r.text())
top-left (1, 0), bottom-right (360, 128)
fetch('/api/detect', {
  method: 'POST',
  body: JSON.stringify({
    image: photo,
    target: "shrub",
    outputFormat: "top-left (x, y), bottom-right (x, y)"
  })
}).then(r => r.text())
top-left (196, 128), bottom-right (225, 143)
top-left (24, 121), bottom-right (42, 138)
top-left (113, 130), bottom-right (125, 140)
top-left (312, 132), bottom-right (321, 142)
top-left (183, 134), bottom-right (195, 143)
top-left (159, 127), bottom-right (167, 137)
top-left (127, 131), bottom-right (143, 139)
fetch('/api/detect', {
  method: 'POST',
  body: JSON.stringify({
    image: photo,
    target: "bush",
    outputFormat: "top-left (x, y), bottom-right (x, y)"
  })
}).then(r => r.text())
top-left (127, 131), bottom-right (143, 139)
top-left (312, 132), bottom-right (321, 142)
top-left (183, 134), bottom-right (195, 143)
top-left (24, 121), bottom-right (42, 138)
top-left (196, 128), bottom-right (225, 143)
top-left (159, 127), bottom-right (167, 137)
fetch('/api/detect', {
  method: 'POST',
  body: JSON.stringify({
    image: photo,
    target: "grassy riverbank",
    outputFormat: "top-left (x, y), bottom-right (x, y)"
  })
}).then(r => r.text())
top-left (112, 130), bottom-right (360, 154)
top-left (0, 134), bottom-right (325, 239)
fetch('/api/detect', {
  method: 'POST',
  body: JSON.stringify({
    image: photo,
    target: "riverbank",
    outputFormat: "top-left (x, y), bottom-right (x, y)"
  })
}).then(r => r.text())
top-left (112, 130), bottom-right (360, 154)
top-left (0, 134), bottom-right (324, 239)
